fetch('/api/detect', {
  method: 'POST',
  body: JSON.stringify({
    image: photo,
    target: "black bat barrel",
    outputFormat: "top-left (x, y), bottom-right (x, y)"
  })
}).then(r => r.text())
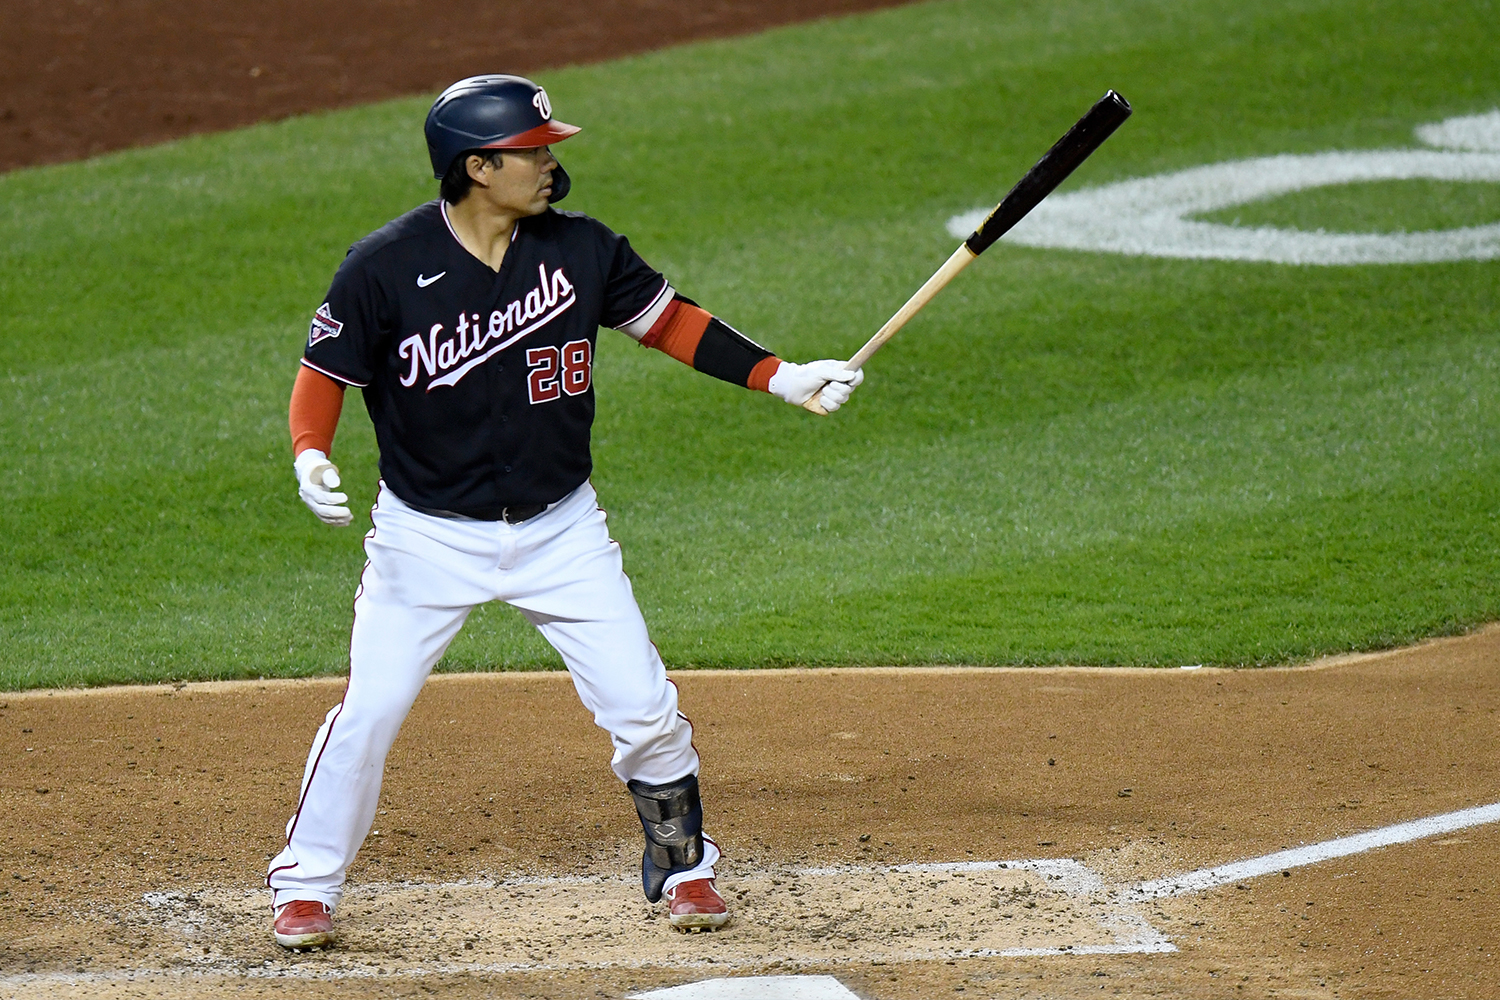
top-left (965, 89), bottom-right (1132, 256)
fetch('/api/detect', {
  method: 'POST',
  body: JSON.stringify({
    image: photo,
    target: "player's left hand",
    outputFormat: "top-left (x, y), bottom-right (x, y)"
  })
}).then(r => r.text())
top-left (294, 448), bottom-right (353, 527)
top-left (768, 359), bottom-right (865, 412)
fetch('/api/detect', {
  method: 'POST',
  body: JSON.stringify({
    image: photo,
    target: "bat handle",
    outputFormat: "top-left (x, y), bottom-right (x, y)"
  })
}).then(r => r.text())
top-left (800, 355), bottom-right (860, 415)
top-left (800, 245), bottom-right (977, 417)
top-left (801, 388), bottom-right (831, 415)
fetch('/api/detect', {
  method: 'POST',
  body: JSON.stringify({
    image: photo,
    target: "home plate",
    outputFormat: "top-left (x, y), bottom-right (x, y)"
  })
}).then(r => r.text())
top-left (631, 975), bottom-right (859, 999)
top-left (131, 858), bottom-right (1171, 978)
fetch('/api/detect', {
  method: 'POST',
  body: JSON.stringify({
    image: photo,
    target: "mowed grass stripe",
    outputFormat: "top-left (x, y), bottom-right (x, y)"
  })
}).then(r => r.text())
top-left (1, 0), bottom-right (1497, 687)
top-left (5, 323), bottom-right (1494, 682)
top-left (569, 333), bottom-right (1500, 667)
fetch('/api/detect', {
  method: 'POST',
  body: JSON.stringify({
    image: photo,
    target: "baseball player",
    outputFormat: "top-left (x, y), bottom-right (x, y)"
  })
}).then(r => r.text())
top-left (267, 75), bottom-right (863, 950)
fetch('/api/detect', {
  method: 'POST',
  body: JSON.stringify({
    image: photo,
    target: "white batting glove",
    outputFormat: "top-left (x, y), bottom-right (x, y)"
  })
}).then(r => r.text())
top-left (294, 448), bottom-right (352, 527)
top-left (767, 359), bottom-right (865, 412)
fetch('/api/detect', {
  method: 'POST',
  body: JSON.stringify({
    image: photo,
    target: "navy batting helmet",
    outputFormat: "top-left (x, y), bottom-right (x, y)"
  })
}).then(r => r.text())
top-left (425, 75), bottom-right (581, 202)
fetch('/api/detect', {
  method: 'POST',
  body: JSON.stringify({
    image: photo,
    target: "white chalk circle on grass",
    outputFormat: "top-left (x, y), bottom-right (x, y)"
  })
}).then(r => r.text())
top-left (945, 110), bottom-right (1500, 265)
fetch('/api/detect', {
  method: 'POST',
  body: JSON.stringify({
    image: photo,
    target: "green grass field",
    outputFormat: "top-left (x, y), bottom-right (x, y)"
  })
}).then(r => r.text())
top-left (2, 0), bottom-right (1497, 689)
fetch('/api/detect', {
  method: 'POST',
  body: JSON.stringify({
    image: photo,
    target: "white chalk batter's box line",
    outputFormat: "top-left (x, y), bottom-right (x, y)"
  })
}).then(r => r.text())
top-left (395, 857), bottom-right (1177, 959)
top-left (136, 858), bottom-right (1165, 964)
top-left (7, 800), bottom-right (1500, 992)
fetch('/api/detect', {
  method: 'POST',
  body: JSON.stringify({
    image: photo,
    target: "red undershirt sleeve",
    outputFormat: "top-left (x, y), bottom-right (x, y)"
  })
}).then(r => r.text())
top-left (745, 355), bottom-right (780, 393)
top-left (640, 299), bottom-right (782, 391)
top-left (639, 300), bottom-right (706, 362)
top-left (289, 364), bottom-right (346, 457)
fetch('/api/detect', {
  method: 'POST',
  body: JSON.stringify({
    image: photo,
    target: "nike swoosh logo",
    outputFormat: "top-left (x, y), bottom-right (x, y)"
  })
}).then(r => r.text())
top-left (416, 272), bottom-right (446, 288)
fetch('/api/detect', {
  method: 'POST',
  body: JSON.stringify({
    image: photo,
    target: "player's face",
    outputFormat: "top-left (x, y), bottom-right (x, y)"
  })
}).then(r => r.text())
top-left (471, 146), bottom-right (558, 217)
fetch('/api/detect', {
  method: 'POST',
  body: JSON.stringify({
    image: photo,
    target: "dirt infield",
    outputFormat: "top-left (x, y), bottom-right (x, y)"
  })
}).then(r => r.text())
top-left (4, 628), bottom-right (1499, 997)
top-left (0, 0), bottom-right (914, 173)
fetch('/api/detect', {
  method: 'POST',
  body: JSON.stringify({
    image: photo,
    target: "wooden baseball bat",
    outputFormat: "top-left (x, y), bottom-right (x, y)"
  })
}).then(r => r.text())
top-left (802, 89), bottom-right (1132, 414)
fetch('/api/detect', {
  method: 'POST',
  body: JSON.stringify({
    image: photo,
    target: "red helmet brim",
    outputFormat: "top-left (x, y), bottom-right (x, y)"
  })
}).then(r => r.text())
top-left (479, 120), bottom-right (581, 149)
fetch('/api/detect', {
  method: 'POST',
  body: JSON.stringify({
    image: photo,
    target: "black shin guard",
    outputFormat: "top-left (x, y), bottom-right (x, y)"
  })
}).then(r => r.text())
top-left (628, 774), bottom-right (705, 902)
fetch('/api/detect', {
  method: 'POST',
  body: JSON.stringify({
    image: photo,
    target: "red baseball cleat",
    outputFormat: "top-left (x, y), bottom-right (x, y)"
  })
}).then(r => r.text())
top-left (665, 877), bottom-right (731, 931)
top-left (273, 899), bottom-right (335, 950)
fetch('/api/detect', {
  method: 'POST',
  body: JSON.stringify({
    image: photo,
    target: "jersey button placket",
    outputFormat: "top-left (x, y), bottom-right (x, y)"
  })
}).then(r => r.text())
top-left (482, 289), bottom-right (517, 508)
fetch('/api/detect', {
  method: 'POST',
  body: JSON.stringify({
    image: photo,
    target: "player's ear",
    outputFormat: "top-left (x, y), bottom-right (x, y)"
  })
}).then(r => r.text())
top-left (465, 153), bottom-right (493, 188)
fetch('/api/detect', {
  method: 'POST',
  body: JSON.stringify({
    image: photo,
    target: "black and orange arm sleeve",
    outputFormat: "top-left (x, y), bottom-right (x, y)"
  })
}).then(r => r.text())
top-left (640, 296), bottom-right (781, 392)
top-left (289, 364), bottom-right (346, 457)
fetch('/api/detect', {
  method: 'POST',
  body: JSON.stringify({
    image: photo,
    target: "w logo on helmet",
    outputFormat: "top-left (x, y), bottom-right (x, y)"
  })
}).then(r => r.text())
top-left (425, 76), bottom-right (579, 181)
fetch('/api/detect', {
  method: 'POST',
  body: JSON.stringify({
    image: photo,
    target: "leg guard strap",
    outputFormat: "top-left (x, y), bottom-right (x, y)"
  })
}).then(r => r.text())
top-left (628, 773), bottom-right (704, 902)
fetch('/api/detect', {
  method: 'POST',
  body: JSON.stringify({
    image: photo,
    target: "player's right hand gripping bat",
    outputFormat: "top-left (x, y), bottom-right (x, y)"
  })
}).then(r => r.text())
top-left (803, 89), bottom-right (1133, 415)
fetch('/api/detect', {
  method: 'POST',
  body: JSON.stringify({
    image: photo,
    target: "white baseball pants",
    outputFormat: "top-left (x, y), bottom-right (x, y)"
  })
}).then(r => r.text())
top-left (267, 480), bottom-right (718, 910)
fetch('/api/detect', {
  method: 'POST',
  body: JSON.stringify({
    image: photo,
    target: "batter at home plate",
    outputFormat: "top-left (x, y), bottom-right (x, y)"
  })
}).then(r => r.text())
top-left (265, 74), bottom-right (863, 950)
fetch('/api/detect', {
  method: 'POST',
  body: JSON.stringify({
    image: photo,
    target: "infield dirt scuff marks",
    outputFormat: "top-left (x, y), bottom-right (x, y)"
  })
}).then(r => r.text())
top-left (4, 626), bottom-right (1500, 996)
top-left (105, 860), bottom-right (1165, 977)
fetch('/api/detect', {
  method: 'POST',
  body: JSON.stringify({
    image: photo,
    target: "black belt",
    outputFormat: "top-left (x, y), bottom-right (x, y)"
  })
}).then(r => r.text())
top-left (407, 501), bottom-right (549, 524)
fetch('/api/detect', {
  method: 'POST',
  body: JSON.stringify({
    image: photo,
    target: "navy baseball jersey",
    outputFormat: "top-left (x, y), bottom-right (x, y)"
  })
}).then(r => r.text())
top-left (303, 201), bottom-right (669, 515)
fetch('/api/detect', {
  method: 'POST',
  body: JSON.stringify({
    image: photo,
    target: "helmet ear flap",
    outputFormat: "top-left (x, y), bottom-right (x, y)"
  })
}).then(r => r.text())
top-left (548, 160), bottom-right (571, 203)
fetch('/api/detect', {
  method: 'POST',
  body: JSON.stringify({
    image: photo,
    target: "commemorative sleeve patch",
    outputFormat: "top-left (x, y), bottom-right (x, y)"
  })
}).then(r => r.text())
top-left (308, 302), bottom-right (345, 347)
